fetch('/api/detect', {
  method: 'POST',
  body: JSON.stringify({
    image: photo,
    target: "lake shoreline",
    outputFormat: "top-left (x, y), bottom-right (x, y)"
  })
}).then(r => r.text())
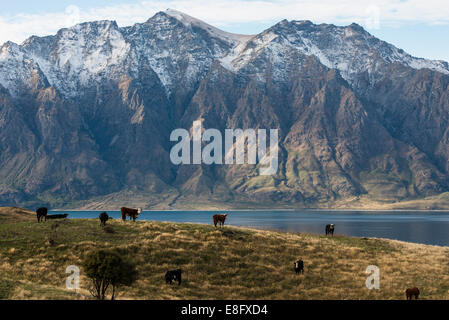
top-left (4, 206), bottom-right (449, 246)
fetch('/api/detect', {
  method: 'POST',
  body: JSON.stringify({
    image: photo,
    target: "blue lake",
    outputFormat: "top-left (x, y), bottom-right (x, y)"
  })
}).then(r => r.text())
top-left (52, 210), bottom-right (449, 246)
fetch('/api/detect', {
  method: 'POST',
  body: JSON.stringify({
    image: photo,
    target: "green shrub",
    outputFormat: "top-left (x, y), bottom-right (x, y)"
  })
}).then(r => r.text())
top-left (82, 249), bottom-right (138, 300)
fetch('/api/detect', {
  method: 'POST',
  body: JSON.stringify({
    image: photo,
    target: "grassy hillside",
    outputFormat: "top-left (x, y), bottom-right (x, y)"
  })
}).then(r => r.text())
top-left (0, 207), bottom-right (35, 224)
top-left (1, 209), bottom-right (449, 300)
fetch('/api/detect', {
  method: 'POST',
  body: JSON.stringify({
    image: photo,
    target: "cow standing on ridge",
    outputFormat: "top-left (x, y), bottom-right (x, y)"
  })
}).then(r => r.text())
top-left (213, 214), bottom-right (228, 228)
top-left (325, 224), bottom-right (335, 236)
top-left (36, 207), bottom-right (48, 223)
top-left (121, 207), bottom-right (142, 222)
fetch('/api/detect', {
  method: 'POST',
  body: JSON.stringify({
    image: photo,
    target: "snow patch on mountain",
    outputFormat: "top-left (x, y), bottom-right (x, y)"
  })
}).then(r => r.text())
top-left (51, 21), bottom-right (131, 95)
top-left (406, 57), bottom-right (449, 75)
top-left (164, 9), bottom-right (254, 46)
top-left (124, 10), bottom-right (254, 96)
top-left (218, 19), bottom-right (449, 85)
top-left (0, 42), bottom-right (45, 96)
top-left (220, 31), bottom-right (278, 72)
top-left (20, 20), bottom-right (132, 97)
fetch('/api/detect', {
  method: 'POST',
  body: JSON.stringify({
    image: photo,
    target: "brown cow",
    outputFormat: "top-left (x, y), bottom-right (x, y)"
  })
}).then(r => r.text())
top-left (213, 214), bottom-right (228, 228)
top-left (405, 287), bottom-right (420, 300)
top-left (121, 207), bottom-right (142, 222)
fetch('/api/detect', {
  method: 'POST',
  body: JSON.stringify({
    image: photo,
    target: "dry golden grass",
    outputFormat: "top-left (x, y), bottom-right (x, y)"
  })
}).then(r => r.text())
top-left (0, 215), bottom-right (449, 300)
top-left (0, 207), bottom-right (35, 224)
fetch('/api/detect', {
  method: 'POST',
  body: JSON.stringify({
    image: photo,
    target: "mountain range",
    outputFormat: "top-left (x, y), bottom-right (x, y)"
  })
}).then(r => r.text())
top-left (1, 9), bottom-right (449, 210)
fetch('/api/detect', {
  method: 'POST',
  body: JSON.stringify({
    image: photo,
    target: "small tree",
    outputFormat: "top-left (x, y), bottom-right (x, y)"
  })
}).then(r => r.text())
top-left (82, 249), bottom-right (138, 300)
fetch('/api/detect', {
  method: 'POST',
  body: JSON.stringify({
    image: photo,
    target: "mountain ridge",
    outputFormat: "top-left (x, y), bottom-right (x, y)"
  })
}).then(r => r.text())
top-left (3, 9), bottom-right (448, 99)
top-left (1, 10), bottom-right (449, 209)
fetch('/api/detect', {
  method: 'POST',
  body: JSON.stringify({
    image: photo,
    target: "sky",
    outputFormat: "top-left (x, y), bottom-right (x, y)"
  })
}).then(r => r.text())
top-left (0, 0), bottom-right (448, 62)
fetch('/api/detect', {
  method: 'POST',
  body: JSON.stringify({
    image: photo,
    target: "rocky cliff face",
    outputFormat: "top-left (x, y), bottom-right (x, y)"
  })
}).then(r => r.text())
top-left (1, 9), bottom-right (449, 209)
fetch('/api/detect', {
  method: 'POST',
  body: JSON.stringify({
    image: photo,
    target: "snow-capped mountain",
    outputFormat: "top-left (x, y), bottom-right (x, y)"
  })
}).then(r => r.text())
top-left (1, 9), bottom-right (449, 209)
top-left (221, 19), bottom-right (449, 84)
top-left (2, 9), bottom-right (448, 98)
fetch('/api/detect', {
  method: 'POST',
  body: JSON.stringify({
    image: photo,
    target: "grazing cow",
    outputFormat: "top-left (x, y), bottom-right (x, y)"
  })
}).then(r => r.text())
top-left (405, 287), bottom-right (420, 300)
top-left (121, 207), bottom-right (142, 222)
top-left (165, 269), bottom-right (182, 285)
top-left (294, 259), bottom-right (304, 274)
top-left (99, 212), bottom-right (109, 227)
top-left (213, 214), bottom-right (228, 228)
top-left (325, 224), bottom-right (335, 236)
top-left (46, 214), bottom-right (69, 220)
top-left (36, 207), bottom-right (48, 222)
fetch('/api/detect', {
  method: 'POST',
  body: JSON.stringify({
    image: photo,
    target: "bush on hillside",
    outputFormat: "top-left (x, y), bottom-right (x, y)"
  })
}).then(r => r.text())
top-left (82, 249), bottom-right (137, 300)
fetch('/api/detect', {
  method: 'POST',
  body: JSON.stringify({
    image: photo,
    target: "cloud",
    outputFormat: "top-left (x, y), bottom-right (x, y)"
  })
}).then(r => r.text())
top-left (1, 0), bottom-right (449, 45)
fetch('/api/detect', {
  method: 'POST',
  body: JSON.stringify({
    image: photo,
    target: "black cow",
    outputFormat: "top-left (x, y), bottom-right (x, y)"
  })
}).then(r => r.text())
top-left (294, 259), bottom-right (304, 274)
top-left (325, 224), bottom-right (335, 236)
top-left (165, 269), bottom-right (182, 285)
top-left (99, 212), bottom-right (109, 227)
top-left (36, 207), bottom-right (48, 222)
top-left (46, 214), bottom-right (69, 220)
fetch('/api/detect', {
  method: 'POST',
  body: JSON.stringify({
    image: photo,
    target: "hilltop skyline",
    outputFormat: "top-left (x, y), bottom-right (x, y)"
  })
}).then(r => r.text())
top-left (0, 1), bottom-right (448, 63)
